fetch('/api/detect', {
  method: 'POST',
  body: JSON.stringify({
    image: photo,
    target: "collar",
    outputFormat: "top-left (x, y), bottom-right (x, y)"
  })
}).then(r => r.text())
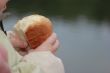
top-left (0, 21), bottom-right (6, 34)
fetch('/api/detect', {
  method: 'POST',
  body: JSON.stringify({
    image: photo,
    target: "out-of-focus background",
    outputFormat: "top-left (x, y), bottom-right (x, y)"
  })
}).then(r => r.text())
top-left (3, 0), bottom-right (110, 73)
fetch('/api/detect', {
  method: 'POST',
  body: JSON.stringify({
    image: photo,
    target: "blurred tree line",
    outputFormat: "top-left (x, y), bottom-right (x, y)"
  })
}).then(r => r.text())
top-left (7, 0), bottom-right (110, 20)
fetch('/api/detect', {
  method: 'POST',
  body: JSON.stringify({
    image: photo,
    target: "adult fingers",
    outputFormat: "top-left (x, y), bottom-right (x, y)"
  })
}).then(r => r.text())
top-left (46, 32), bottom-right (57, 45)
top-left (51, 39), bottom-right (60, 54)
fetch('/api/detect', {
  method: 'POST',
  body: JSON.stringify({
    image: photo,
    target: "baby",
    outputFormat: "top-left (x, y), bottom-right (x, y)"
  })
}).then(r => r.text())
top-left (2, 31), bottom-right (65, 73)
top-left (7, 14), bottom-right (55, 55)
top-left (4, 15), bottom-right (64, 73)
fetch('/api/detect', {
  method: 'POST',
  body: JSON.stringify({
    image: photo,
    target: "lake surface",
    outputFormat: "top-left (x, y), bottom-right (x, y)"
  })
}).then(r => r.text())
top-left (3, 15), bottom-right (110, 73)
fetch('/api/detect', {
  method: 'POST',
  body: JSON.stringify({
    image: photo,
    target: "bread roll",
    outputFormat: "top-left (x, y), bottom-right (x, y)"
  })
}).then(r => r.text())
top-left (14, 14), bottom-right (53, 49)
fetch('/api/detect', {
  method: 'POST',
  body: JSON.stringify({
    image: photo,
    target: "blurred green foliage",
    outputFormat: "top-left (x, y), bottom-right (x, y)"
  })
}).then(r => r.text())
top-left (7, 0), bottom-right (110, 20)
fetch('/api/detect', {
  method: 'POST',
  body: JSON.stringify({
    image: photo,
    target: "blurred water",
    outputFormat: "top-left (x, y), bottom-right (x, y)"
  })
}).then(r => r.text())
top-left (3, 15), bottom-right (110, 73)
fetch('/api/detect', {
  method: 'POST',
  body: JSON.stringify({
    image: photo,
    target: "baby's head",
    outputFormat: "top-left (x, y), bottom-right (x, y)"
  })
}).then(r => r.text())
top-left (14, 14), bottom-right (53, 49)
top-left (9, 14), bottom-right (53, 55)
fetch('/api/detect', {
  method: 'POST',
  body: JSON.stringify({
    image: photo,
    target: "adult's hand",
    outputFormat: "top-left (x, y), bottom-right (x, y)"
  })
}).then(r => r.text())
top-left (35, 32), bottom-right (60, 54)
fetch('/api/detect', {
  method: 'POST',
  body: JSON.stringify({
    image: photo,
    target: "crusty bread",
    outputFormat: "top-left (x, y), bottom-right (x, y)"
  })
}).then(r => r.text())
top-left (14, 14), bottom-right (53, 49)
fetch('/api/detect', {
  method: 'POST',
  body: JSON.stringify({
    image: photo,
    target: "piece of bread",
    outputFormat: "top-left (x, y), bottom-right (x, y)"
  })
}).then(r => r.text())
top-left (14, 14), bottom-right (53, 49)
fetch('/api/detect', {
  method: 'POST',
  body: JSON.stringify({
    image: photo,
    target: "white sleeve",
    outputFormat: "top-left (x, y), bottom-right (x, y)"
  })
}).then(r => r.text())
top-left (23, 51), bottom-right (65, 73)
